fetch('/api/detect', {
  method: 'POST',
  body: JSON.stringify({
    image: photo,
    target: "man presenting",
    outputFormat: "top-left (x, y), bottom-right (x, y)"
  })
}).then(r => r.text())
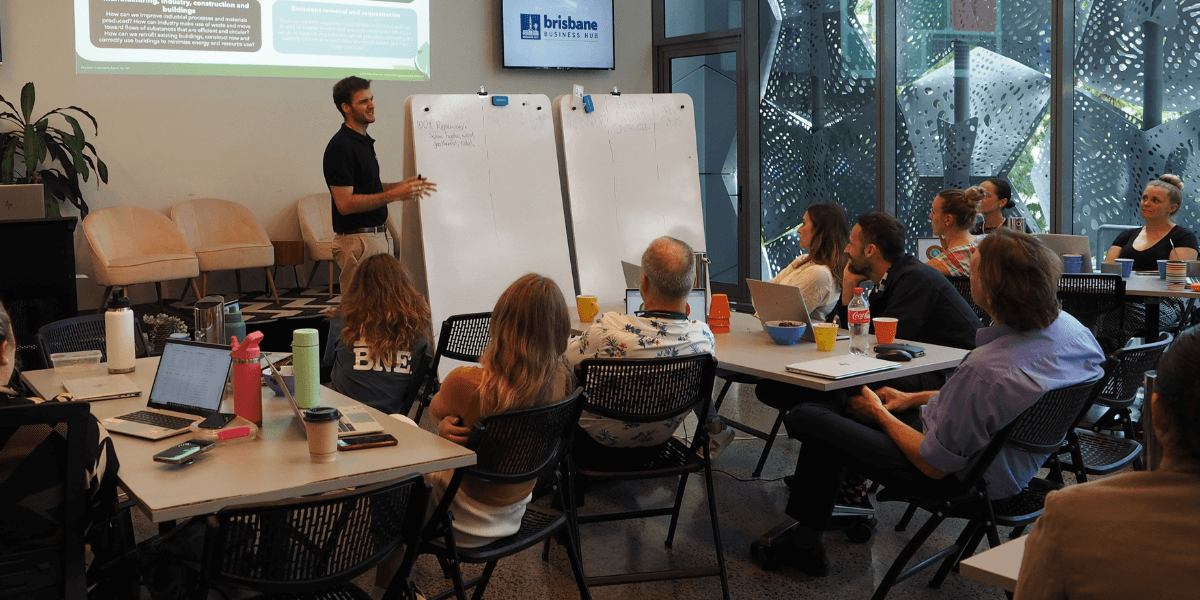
top-left (323, 76), bottom-right (436, 295)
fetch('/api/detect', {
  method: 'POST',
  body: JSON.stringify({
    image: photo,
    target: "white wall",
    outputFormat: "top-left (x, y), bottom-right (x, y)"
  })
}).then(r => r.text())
top-left (0, 1), bottom-right (651, 309)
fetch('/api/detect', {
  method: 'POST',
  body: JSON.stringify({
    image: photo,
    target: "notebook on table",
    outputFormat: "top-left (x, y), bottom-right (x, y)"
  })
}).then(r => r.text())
top-left (785, 354), bottom-right (900, 380)
top-left (102, 339), bottom-right (233, 440)
top-left (265, 359), bottom-right (386, 438)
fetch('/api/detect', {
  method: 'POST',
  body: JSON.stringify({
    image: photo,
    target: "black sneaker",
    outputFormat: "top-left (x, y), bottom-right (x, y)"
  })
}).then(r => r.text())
top-left (786, 541), bottom-right (830, 577)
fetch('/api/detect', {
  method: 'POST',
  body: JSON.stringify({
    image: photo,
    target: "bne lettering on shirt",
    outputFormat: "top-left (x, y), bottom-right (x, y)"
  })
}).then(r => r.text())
top-left (352, 345), bottom-right (413, 374)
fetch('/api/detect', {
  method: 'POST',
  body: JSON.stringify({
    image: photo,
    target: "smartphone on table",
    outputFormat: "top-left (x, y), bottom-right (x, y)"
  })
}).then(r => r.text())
top-left (337, 433), bottom-right (398, 451)
top-left (153, 439), bottom-right (216, 465)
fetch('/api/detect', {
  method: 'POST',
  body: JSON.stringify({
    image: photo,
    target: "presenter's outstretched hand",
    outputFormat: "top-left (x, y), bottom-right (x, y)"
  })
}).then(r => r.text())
top-left (393, 175), bottom-right (438, 203)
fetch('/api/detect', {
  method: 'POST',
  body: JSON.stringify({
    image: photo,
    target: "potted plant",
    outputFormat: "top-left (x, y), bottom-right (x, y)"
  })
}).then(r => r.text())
top-left (0, 82), bottom-right (108, 217)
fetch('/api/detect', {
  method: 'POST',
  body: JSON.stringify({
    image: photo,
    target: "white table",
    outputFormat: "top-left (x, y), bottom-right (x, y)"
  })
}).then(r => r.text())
top-left (959, 534), bottom-right (1028, 593)
top-left (22, 357), bottom-right (475, 523)
top-left (575, 313), bottom-right (969, 392)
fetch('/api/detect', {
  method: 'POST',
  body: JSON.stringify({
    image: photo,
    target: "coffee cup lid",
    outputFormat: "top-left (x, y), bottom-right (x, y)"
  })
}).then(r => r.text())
top-left (303, 406), bottom-right (341, 422)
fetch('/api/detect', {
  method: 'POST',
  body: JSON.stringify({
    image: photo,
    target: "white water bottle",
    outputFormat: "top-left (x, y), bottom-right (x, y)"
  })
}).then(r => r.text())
top-left (105, 290), bottom-right (137, 374)
top-left (848, 287), bottom-right (871, 356)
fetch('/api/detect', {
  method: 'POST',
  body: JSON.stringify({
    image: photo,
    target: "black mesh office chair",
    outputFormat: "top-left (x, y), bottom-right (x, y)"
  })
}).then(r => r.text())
top-left (0, 402), bottom-right (90, 600)
top-left (1057, 273), bottom-right (1127, 352)
top-left (946, 275), bottom-right (991, 326)
top-left (873, 379), bottom-right (1101, 600)
top-left (419, 388), bottom-right (590, 600)
top-left (36, 313), bottom-right (149, 369)
top-left (571, 354), bottom-right (728, 600)
top-left (195, 476), bottom-right (429, 600)
top-left (412, 312), bottom-right (491, 424)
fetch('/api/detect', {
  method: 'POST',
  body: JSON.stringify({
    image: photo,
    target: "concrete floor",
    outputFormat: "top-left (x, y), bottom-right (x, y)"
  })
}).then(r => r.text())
top-left (133, 378), bottom-right (1024, 599)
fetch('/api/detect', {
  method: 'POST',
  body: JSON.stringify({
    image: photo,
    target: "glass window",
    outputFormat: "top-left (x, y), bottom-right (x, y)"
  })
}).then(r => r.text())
top-left (666, 0), bottom-right (743, 37)
top-left (895, 0), bottom-right (1052, 251)
top-left (759, 0), bottom-right (877, 278)
top-left (1071, 0), bottom-right (1200, 261)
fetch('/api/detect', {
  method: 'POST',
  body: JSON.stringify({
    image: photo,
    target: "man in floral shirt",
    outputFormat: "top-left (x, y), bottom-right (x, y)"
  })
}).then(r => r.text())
top-left (567, 237), bottom-right (734, 455)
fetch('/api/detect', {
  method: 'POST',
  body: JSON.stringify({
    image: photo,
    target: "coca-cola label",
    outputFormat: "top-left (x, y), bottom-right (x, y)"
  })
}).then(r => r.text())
top-left (848, 308), bottom-right (870, 325)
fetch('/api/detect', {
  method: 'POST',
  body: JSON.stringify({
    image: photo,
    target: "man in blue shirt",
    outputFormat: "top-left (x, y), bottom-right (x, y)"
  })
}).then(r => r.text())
top-left (779, 228), bottom-right (1105, 576)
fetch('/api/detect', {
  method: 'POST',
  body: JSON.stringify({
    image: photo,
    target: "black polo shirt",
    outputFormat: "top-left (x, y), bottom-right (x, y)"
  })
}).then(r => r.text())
top-left (323, 124), bottom-right (388, 232)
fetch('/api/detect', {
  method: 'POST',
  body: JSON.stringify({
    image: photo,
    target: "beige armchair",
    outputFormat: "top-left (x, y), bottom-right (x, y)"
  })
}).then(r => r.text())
top-left (298, 193), bottom-right (339, 298)
top-left (83, 205), bottom-right (202, 313)
top-left (170, 198), bottom-right (280, 303)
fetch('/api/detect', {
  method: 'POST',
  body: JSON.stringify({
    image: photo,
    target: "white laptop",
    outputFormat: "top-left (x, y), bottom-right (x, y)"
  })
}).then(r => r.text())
top-left (1035, 234), bottom-right (1095, 273)
top-left (265, 359), bottom-right (386, 438)
top-left (621, 261), bottom-right (642, 288)
top-left (0, 184), bottom-right (46, 221)
top-left (62, 374), bottom-right (142, 402)
top-left (746, 279), bottom-right (849, 342)
top-left (785, 354), bottom-right (900, 380)
top-left (625, 288), bottom-right (708, 323)
top-left (102, 339), bottom-right (233, 440)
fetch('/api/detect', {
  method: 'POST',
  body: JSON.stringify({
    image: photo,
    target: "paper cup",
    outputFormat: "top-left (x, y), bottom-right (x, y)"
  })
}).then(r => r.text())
top-left (709, 293), bottom-right (731, 319)
top-left (303, 407), bottom-right (341, 464)
top-left (1116, 258), bottom-right (1134, 277)
top-left (873, 317), bottom-right (898, 345)
top-left (576, 295), bottom-right (599, 323)
top-left (1159, 259), bottom-right (1168, 279)
top-left (1062, 254), bottom-right (1083, 274)
top-left (813, 323), bottom-right (838, 352)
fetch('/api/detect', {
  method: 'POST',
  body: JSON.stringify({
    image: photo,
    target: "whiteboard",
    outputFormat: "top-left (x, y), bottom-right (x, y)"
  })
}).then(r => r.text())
top-left (402, 94), bottom-right (575, 333)
top-left (554, 93), bottom-right (706, 307)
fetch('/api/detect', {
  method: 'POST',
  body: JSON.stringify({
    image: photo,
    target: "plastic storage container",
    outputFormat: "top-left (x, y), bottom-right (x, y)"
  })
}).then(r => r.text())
top-left (50, 350), bottom-right (102, 374)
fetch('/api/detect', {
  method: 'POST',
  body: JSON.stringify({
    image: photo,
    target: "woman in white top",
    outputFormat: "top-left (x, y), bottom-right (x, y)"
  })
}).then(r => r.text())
top-left (770, 202), bottom-right (851, 321)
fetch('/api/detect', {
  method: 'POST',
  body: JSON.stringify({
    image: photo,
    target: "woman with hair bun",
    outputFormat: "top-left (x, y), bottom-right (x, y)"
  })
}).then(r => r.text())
top-left (971, 178), bottom-right (1031, 234)
top-left (1104, 174), bottom-right (1199, 270)
top-left (928, 187), bottom-right (982, 276)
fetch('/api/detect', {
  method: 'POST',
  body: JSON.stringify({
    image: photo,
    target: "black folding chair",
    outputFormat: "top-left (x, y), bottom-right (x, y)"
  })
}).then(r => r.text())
top-left (419, 388), bottom-right (590, 600)
top-left (0, 402), bottom-right (90, 600)
top-left (572, 354), bottom-right (728, 600)
top-left (873, 379), bottom-right (1101, 600)
top-left (36, 313), bottom-right (149, 368)
top-left (946, 275), bottom-right (990, 326)
top-left (195, 476), bottom-right (429, 600)
top-left (412, 312), bottom-right (491, 424)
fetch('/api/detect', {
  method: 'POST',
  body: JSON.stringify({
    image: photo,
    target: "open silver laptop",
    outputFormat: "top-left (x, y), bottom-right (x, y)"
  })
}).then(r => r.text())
top-left (102, 339), bottom-right (233, 440)
top-left (0, 184), bottom-right (46, 221)
top-left (747, 279), bottom-right (848, 343)
top-left (265, 359), bottom-right (386, 438)
top-left (625, 288), bottom-right (708, 323)
top-left (1035, 234), bottom-right (1095, 273)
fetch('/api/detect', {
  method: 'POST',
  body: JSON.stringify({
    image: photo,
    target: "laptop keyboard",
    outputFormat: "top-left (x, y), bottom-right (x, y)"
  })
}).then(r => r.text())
top-left (117, 411), bottom-right (195, 431)
top-left (338, 420), bottom-right (354, 433)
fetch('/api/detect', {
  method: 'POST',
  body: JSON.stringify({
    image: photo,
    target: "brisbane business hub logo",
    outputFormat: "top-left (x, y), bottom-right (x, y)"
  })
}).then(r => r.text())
top-left (521, 13), bottom-right (601, 41)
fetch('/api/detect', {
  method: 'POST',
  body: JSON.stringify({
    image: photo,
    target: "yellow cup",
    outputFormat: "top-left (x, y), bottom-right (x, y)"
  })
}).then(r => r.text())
top-left (576, 295), bottom-right (599, 322)
top-left (813, 323), bottom-right (838, 351)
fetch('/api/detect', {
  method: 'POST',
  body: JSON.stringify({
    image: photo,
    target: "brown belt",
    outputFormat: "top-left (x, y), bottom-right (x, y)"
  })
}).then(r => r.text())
top-left (337, 226), bottom-right (386, 235)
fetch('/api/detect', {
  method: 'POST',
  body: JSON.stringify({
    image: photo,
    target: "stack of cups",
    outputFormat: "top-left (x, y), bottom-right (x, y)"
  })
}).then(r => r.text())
top-left (709, 293), bottom-right (731, 333)
top-left (1062, 254), bottom-right (1083, 274)
top-left (1166, 260), bottom-right (1188, 290)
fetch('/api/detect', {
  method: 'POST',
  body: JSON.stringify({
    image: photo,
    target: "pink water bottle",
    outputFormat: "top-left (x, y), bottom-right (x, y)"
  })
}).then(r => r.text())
top-left (231, 331), bottom-right (265, 426)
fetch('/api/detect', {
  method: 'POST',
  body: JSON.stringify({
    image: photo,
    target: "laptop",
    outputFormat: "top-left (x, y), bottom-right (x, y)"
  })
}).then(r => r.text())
top-left (746, 279), bottom-right (850, 342)
top-left (0, 184), bottom-right (46, 221)
top-left (621, 261), bottom-right (642, 288)
top-left (102, 339), bottom-right (233, 440)
top-left (62, 374), bottom-right (142, 402)
top-left (1035, 234), bottom-right (1095, 273)
top-left (785, 354), bottom-right (900, 380)
top-left (625, 288), bottom-right (708, 323)
top-left (265, 359), bottom-right (386, 438)
top-left (916, 237), bottom-right (942, 264)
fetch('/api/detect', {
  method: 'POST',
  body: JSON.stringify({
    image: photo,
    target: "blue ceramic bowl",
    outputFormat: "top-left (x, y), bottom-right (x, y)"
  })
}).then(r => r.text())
top-left (764, 320), bottom-right (806, 345)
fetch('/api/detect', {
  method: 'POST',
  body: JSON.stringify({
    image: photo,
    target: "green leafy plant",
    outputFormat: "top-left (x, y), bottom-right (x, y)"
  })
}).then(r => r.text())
top-left (0, 82), bottom-right (108, 217)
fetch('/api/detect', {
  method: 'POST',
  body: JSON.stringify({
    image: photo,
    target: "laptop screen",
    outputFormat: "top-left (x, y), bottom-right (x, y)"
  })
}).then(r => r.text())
top-left (625, 289), bottom-right (708, 323)
top-left (148, 340), bottom-right (233, 416)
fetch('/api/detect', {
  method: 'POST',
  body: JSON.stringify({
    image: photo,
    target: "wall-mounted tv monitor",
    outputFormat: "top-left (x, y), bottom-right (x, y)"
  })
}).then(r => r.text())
top-left (502, 0), bottom-right (614, 70)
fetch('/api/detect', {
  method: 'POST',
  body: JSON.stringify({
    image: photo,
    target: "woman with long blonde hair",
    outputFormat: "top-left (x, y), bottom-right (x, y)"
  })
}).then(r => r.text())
top-left (769, 202), bottom-right (851, 320)
top-left (427, 273), bottom-right (575, 547)
top-left (325, 253), bottom-right (431, 414)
